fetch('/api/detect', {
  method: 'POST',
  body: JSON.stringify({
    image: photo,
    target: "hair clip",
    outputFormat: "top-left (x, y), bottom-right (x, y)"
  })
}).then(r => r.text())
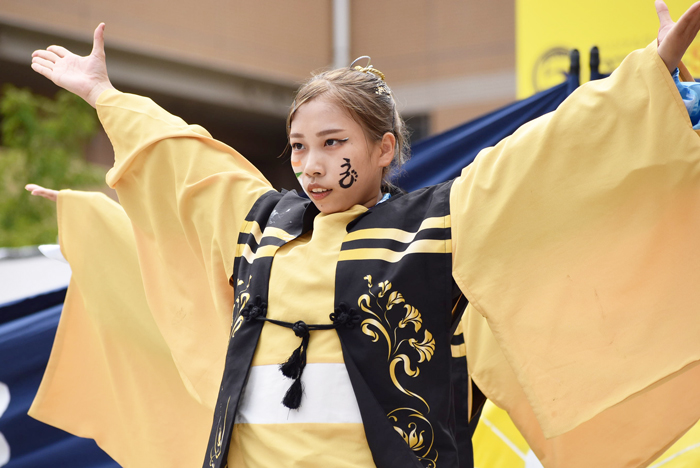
top-left (349, 55), bottom-right (386, 82)
top-left (349, 56), bottom-right (389, 95)
top-left (374, 83), bottom-right (390, 96)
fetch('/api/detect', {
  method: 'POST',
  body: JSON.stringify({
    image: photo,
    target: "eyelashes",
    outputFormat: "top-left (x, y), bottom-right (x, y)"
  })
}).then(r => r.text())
top-left (326, 138), bottom-right (349, 147)
top-left (290, 138), bottom-right (349, 152)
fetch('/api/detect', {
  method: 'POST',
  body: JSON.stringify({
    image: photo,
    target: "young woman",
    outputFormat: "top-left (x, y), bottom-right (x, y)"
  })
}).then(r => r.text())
top-left (25, 2), bottom-right (700, 467)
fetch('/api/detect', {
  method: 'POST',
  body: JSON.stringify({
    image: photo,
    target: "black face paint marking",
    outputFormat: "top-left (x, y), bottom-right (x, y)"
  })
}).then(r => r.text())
top-left (339, 158), bottom-right (358, 188)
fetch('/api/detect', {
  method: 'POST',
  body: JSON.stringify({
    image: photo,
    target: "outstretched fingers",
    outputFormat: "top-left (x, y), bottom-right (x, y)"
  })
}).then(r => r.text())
top-left (47, 45), bottom-right (69, 58)
top-left (656, 0), bottom-right (672, 25)
top-left (30, 62), bottom-right (53, 80)
top-left (657, 1), bottom-right (700, 72)
top-left (675, 2), bottom-right (700, 41)
top-left (32, 49), bottom-right (60, 63)
top-left (31, 50), bottom-right (56, 79)
top-left (91, 23), bottom-right (106, 57)
top-left (32, 56), bottom-right (55, 70)
top-left (25, 184), bottom-right (58, 202)
top-left (656, 0), bottom-right (674, 43)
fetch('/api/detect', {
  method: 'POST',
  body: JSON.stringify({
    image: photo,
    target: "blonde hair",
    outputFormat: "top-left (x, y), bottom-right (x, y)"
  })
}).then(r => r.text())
top-left (286, 65), bottom-right (409, 193)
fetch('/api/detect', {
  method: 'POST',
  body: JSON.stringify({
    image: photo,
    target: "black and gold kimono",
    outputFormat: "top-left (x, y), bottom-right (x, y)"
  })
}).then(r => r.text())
top-left (206, 183), bottom-right (480, 468)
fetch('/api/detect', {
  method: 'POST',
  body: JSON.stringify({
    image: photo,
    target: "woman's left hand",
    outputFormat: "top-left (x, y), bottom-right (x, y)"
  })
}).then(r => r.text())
top-left (25, 184), bottom-right (58, 202)
top-left (657, 0), bottom-right (700, 73)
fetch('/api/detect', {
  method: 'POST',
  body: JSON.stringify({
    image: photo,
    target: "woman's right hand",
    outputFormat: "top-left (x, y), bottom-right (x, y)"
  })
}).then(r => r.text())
top-left (25, 184), bottom-right (58, 203)
top-left (31, 23), bottom-right (115, 108)
top-left (656, 0), bottom-right (700, 73)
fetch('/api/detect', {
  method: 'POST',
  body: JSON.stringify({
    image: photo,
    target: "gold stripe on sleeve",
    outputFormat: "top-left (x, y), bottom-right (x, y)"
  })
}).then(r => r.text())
top-left (262, 226), bottom-right (296, 242)
top-left (237, 243), bottom-right (281, 264)
top-left (240, 222), bottom-right (294, 246)
top-left (236, 224), bottom-right (292, 263)
top-left (343, 215), bottom-right (451, 243)
top-left (338, 239), bottom-right (451, 263)
top-left (240, 220), bottom-right (263, 244)
top-left (451, 343), bottom-right (466, 358)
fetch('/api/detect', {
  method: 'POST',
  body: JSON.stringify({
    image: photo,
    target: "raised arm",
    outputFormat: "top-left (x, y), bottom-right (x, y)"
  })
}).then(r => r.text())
top-left (451, 2), bottom-right (700, 466)
top-left (30, 25), bottom-right (274, 408)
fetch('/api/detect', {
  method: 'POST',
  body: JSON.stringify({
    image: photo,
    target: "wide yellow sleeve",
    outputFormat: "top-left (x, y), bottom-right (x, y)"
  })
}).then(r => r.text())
top-left (29, 190), bottom-right (212, 468)
top-left (451, 42), bottom-right (700, 467)
top-left (96, 90), bottom-right (273, 409)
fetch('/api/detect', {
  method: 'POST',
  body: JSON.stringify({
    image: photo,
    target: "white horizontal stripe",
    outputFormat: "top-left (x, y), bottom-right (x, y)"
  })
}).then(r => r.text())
top-left (235, 363), bottom-right (363, 425)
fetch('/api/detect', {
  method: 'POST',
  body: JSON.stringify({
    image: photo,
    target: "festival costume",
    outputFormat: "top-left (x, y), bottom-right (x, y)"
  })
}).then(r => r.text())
top-left (29, 42), bottom-right (700, 468)
top-left (205, 182), bottom-right (469, 468)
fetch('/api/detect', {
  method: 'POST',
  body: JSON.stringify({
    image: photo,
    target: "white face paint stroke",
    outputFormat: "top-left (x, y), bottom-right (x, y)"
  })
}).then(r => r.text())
top-left (0, 382), bottom-right (10, 467)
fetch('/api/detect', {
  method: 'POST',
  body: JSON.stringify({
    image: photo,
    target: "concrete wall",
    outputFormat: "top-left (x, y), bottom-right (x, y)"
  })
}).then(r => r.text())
top-left (350, 0), bottom-right (515, 132)
top-left (0, 0), bottom-right (516, 188)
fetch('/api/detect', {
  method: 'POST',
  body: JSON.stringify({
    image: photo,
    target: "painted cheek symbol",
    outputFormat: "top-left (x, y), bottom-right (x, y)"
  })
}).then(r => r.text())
top-left (338, 158), bottom-right (358, 188)
top-left (291, 158), bottom-right (302, 178)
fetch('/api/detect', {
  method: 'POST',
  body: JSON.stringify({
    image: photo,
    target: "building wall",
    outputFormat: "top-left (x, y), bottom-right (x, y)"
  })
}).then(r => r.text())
top-left (0, 0), bottom-right (516, 188)
top-left (350, 0), bottom-right (515, 132)
top-left (0, 0), bottom-right (333, 82)
top-left (351, 0), bottom-right (514, 83)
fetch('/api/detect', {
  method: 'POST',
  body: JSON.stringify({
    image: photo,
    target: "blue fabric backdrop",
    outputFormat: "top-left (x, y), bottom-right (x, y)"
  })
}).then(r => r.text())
top-left (395, 73), bottom-right (579, 191)
top-left (0, 73), bottom-right (581, 468)
top-left (0, 288), bottom-right (119, 468)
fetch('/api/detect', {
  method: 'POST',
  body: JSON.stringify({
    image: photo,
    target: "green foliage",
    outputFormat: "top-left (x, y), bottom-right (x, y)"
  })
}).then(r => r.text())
top-left (0, 85), bottom-right (106, 247)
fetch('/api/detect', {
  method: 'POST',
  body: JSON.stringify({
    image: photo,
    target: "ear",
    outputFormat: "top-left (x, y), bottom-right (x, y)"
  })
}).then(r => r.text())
top-left (376, 132), bottom-right (396, 168)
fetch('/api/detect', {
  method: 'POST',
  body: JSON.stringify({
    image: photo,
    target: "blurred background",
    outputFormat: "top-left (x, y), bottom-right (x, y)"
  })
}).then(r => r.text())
top-left (0, 0), bottom-right (515, 192)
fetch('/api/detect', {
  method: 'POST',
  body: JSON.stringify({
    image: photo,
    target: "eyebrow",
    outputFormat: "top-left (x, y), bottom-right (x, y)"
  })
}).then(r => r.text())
top-left (289, 128), bottom-right (345, 138)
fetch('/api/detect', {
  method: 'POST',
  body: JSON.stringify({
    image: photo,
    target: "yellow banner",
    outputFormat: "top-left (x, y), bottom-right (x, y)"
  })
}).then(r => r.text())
top-left (473, 401), bottom-right (700, 467)
top-left (516, 0), bottom-right (700, 98)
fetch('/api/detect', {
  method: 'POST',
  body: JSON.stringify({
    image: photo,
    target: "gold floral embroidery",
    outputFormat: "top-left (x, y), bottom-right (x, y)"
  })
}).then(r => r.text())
top-left (387, 291), bottom-right (405, 310)
top-left (230, 276), bottom-right (252, 338)
top-left (209, 397), bottom-right (231, 467)
top-left (409, 330), bottom-right (435, 363)
top-left (388, 408), bottom-right (438, 467)
top-left (396, 422), bottom-right (424, 452)
top-left (398, 305), bottom-right (420, 331)
top-left (358, 275), bottom-right (439, 465)
top-left (358, 275), bottom-right (436, 409)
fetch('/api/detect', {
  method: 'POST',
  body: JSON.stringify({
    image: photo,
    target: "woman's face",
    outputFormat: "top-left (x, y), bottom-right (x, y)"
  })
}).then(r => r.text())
top-left (289, 96), bottom-right (395, 214)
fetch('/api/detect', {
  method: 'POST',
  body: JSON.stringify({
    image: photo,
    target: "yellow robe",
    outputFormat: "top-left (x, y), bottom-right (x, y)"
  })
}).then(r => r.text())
top-left (30, 41), bottom-right (700, 468)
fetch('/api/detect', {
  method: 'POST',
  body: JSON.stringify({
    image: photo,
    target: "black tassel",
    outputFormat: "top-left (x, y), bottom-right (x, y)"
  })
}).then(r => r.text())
top-left (280, 345), bottom-right (305, 379)
top-left (279, 321), bottom-right (311, 409)
top-left (282, 378), bottom-right (304, 410)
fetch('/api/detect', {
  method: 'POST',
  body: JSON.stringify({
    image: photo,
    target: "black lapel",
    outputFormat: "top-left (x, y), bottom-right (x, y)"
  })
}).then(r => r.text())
top-left (203, 190), bottom-right (317, 468)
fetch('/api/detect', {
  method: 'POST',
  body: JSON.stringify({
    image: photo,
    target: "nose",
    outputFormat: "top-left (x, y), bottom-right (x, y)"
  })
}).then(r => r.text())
top-left (304, 150), bottom-right (325, 177)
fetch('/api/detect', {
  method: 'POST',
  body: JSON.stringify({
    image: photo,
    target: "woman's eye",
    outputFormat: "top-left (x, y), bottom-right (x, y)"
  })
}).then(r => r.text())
top-left (325, 138), bottom-right (348, 147)
top-left (291, 143), bottom-right (304, 151)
